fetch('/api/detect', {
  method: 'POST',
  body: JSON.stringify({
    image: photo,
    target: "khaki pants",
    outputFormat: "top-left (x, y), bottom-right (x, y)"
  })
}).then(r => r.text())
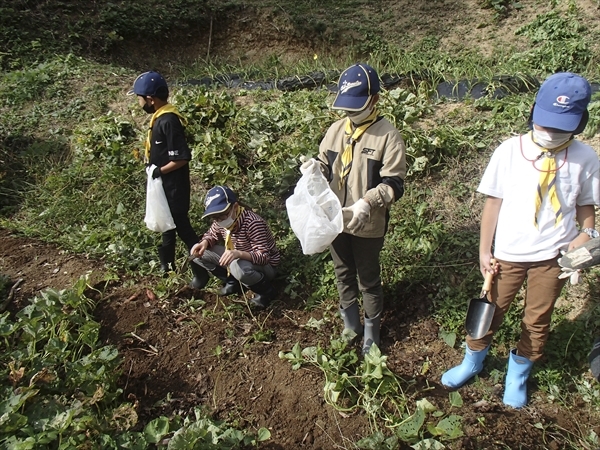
top-left (466, 257), bottom-right (567, 361)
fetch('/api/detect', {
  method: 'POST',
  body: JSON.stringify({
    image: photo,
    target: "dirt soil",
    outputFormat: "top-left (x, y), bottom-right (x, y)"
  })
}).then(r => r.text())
top-left (1, 227), bottom-right (597, 449)
top-left (4, 0), bottom-right (600, 448)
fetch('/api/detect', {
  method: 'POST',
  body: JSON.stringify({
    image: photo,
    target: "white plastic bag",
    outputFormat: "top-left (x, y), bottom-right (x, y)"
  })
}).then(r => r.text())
top-left (144, 165), bottom-right (176, 232)
top-left (286, 162), bottom-right (343, 255)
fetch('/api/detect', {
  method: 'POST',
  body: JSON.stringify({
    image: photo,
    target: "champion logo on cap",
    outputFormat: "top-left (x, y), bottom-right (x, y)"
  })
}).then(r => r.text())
top-left (532, 72), bottom-right (591, 132)
top-left (339, 80), bottom-right (362, 94)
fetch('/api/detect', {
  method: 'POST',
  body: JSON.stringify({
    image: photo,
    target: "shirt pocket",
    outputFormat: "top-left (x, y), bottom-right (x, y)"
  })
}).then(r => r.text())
top-left (556, 180), bottom-right (579, 210)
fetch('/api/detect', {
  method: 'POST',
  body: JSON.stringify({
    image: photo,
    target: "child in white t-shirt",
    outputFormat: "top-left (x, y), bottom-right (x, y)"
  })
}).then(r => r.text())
top-left (441, 72), bottom-right (600, 408)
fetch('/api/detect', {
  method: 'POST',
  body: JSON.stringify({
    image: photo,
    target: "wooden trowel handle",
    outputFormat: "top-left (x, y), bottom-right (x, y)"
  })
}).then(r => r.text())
top-left (481, 258), bottom-right (497, 294)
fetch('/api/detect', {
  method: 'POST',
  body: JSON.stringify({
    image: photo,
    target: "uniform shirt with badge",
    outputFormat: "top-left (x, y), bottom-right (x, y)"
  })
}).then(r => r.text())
top-left (318, 116), bottom-right (406, 238)
top-left (149, 113), bottom-right (193, 214)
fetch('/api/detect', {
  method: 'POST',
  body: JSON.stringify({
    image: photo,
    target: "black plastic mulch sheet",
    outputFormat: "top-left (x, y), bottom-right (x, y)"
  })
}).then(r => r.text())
top-left (180, 71), bottom-right (600, 100)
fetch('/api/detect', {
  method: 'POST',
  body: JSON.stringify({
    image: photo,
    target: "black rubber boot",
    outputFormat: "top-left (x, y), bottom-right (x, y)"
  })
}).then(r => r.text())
top-left (209, 266), bottom-right (242, 296)
top-left (219, 276), bottom-right (243, 296)
top-left (190, 261), bottom-right (209, 289)
top-left (340, 302), bottom-right (362, 344)
top-left (210, 265), bottom-right (229, 282)
top-left (157, 245), bottom-right (176, 274)
top-left (247, 275), bottom-right (274, 308)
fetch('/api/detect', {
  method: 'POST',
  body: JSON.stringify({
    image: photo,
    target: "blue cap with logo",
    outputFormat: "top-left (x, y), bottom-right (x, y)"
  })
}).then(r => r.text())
top-left (127, 71), bottom-right (169, 96)
top-left (532, 72), bottom-right (591, 132)
top-left (332, 63), bottom-right (381, 111)
top-left (202, 186), bottom-right (238, 218)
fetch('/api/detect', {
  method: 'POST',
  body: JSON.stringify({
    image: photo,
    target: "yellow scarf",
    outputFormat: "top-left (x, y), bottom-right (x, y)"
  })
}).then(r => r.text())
top-left (224, 206), bottom-right (244, 251)
top-left (338, 109), bottom-right (379, 190)
top-left (145, 104), bottom-right (187, 162)
top-left (532, 131), bottom-right (573, 228)
top-left (223, 206), bottom-right (244, 275)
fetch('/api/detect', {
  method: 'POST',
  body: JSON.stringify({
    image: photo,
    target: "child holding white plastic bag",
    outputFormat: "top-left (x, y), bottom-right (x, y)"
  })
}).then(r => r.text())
top-left (297, 63), bottom-right (406, 354)
top-left (286, 157), bottom-right (344, 255)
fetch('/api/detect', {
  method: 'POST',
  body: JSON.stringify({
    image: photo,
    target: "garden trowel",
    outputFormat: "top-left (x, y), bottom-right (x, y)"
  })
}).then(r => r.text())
top-left (465, 259), bottom-right (497, 340)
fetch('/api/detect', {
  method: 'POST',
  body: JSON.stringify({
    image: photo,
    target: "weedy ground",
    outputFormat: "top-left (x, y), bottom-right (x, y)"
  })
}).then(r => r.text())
top-left (2, 0), bottom-right (600, 448)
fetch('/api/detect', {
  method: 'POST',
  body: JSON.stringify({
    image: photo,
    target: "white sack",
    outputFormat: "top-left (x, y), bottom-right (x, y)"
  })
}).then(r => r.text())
top-left (144, 165), bottom-right (176, 233)
top-left (286, 163), bottom-right (343, 255)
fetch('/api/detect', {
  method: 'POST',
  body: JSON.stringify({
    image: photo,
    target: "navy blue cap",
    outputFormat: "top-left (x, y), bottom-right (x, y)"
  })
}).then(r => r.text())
top-left (202, 186), bottom-right (238, 218)
top-left (127, 71), bottom-right (169, 96)
top-left (332, 63), bottom-right (381, 111)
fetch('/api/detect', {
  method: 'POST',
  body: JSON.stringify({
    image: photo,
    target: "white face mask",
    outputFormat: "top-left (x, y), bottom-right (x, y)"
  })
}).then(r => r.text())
top-left (346, 105), bottom-right (373, 124)
top-left (216, 207), bottom-right (235, 228)
top-left (532, 128), bottom-right (572, 149)
top-left (217, 215), bottom-right (235, 228)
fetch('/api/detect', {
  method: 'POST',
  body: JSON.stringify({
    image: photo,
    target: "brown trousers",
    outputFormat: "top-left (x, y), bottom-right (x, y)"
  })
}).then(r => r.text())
top-left (466, 257), bottom-right (567, 361)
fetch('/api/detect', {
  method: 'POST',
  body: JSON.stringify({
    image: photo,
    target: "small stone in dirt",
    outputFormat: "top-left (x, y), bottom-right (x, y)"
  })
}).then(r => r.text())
top-left (492, 384), bottom-right (503, 397)
top-left (473, 399), bottom-right (489, 409)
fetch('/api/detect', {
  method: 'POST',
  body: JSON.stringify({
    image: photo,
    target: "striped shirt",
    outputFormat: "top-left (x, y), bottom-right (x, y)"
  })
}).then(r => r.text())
top-left (202, 209), bottom-right (281, 267)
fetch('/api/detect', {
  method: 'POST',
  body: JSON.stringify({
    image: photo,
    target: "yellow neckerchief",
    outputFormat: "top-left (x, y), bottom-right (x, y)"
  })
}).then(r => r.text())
top-left (145, 104), bottom-right (187, 162)
top-left (530, 131), bottom-right (573, 228)
top-left (223, 205), bottom-right (244, 275)
top-left (338, 109), bottom-right (379, 190)
top-left (223, 205), bottom-right (245, 251)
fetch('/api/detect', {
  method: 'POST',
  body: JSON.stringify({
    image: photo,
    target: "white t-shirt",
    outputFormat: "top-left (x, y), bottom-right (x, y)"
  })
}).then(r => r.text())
top-left (478, 133), bottom-right (600, 262)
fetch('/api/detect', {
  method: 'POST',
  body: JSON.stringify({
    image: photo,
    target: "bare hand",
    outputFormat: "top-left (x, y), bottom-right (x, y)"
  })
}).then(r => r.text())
top-left (219, 250), bottom-right (239, 267)
top-left (191, 241), bottom-right (209, 258)
top-left (479, 254), bottom-right (499, 277)
top-left (568, 232), bottom-right (590, 251)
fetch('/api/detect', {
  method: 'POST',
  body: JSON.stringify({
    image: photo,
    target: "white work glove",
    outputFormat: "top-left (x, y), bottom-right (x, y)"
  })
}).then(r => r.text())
top-left (557, 249), bottom-right (581, 285)
top-left (558, 266), bottom-right (581, 285)
top-left (300, 158), bottom-right (317, 175)
top-left (343, 199), bottom-right (371, 233)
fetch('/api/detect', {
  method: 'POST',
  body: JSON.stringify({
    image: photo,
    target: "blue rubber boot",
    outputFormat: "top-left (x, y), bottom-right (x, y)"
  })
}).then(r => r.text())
top-left (503, 349), bottom-right (534, 408)
top-left (441, 345), bottom-right (490, 389)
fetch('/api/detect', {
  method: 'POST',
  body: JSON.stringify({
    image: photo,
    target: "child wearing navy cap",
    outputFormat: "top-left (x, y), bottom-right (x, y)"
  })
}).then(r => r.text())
top-left (300, 63), bottom-right (406, 354)
top-left (441, 72), bottom-right (600, 408)
top-left (129, 71), bottom-right (206, 289)
top-left (190, 186), bottom-right (280, 308)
